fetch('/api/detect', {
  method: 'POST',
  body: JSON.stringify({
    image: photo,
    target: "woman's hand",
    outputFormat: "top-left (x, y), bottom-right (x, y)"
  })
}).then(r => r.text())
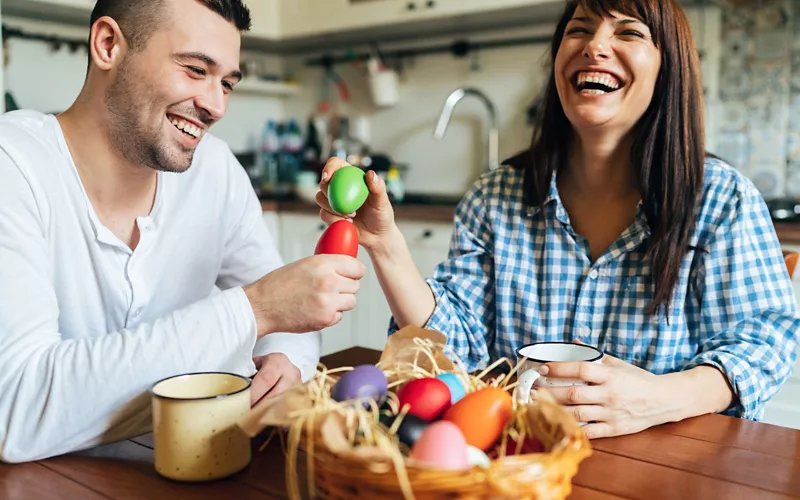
top-left (541, 354), bottom-right (676, 439)
top-left (316, 157), bottom-right (399, 253)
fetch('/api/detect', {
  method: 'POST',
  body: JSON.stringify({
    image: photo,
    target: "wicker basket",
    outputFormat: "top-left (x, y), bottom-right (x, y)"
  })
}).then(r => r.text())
top-left (240, 328), bottom-right (592, 500)
top-left (308, 391), bottom-right (591, 500)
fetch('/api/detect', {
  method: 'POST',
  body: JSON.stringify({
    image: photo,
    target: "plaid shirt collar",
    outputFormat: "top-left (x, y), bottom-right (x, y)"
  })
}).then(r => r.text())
top-left (527, 172), bottom-right (652, 265)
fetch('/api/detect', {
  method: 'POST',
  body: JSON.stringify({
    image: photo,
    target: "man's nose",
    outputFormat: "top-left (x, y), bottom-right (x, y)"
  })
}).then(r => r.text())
top-left (195, 83), bottom-right (226, 122)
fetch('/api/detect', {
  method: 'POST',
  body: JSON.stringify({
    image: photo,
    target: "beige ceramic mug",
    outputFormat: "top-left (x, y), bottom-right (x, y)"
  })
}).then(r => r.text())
top-left (151, 372), bottom-right (252, 482)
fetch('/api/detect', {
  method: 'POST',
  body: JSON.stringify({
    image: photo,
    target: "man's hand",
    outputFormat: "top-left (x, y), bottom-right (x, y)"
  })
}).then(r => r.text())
top-left (244, 254), bottom-right (365, 338)
top-left (250, 353), bottom-right (302, 406)
top-left (541, 353), bottom-right (673, 439)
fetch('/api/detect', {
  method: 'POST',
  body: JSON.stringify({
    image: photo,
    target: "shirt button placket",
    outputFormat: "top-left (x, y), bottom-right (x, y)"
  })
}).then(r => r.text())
top-left (575, 267), bottom-right (600, 342)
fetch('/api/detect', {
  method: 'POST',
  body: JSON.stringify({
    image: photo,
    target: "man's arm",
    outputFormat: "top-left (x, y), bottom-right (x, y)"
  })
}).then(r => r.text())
top-left (0, 154), bottom-right (259, 463)
top-left (215, 147), bottom-right (321, 382)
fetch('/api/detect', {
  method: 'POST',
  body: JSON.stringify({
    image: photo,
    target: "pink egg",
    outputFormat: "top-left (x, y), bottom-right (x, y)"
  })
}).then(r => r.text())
top-left (409, 421), bottom-right (470, 470)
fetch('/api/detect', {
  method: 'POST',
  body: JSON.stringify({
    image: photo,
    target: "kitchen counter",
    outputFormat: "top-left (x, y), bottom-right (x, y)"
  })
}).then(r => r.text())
top-left (775, 222), bottom-right (800, 244)
top-left (262, 199), bottom-right (800, 243)
top-left (261, 199), bottom-right (457, 223)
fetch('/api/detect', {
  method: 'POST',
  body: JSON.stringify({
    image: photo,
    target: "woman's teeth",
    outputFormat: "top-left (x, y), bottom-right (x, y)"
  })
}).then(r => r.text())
top-left (170, 118), bottom-right (201, 138)
top-left (576, 71), bottom-right (621, 94)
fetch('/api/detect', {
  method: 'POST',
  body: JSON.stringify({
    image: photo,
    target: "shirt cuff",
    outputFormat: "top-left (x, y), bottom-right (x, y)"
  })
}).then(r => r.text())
top-left (388, 279), bottom-right (450, 335)
top-left (252, 331), bottom-right (321, 382)
top-left (683, 351), bottom-right (763, 420)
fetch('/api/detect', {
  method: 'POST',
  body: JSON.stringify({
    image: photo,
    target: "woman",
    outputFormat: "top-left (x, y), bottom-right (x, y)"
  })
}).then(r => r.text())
top-left (316, 0), bottom-right (800, 438)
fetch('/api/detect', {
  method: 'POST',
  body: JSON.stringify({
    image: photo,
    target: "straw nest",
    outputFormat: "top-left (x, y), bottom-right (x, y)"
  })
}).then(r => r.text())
top-left (239, 327), bottom-right (592, 500)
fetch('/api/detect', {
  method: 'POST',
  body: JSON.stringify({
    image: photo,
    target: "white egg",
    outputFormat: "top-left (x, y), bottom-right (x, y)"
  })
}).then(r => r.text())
top-left (466, 445), bottom-right (491, 469)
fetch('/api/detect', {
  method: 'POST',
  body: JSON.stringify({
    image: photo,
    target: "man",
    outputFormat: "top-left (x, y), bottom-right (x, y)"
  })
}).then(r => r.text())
top-left (0, 0), bottom-right (364, 463)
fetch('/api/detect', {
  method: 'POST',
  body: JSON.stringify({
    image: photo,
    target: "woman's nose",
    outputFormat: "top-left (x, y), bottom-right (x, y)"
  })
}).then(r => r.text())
top-left (583, 35), bottom-right (611, 61)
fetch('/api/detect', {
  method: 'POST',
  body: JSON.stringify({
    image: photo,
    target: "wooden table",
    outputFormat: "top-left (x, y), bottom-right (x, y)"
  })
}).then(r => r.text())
top-left (2, 347), bottom-right (799, 499)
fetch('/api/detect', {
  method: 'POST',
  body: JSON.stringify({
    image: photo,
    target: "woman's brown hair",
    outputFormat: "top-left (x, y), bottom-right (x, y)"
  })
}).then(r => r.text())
top-left (509, 0), bottom-right (705, 315)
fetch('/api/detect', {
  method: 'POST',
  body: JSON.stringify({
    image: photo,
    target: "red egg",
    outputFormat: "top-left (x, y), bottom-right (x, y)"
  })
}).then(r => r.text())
top-left (442, 387), bottom-right (513, 451)
top-left (396, 378), bottom-right (452, 421)
top-left (314, 220), bottom-right (358, 258)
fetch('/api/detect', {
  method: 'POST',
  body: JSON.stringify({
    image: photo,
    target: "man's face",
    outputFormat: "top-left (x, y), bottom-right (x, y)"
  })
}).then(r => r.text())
top-left (105, 0), bottom-right (242, 173)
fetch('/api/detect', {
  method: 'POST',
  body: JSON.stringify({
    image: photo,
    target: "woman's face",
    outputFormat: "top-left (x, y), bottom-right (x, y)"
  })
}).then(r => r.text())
top-left (554, 6), bottom-right (661, 136)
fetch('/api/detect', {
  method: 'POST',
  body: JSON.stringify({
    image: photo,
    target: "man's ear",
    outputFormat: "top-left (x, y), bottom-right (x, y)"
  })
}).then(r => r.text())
top-left (88, 16), bottom-right (128, 71)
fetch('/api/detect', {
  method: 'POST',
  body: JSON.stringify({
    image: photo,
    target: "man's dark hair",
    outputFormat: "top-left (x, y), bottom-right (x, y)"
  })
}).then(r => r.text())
top-left (89, 0), bottom-right (251, 52)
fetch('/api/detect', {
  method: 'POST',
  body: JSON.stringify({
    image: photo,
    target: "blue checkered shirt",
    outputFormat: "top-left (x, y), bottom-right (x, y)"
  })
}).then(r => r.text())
top-left (389, 158), bottom-right (799, 420)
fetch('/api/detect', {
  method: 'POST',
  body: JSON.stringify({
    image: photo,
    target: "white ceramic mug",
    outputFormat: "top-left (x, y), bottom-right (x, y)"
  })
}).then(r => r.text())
top-left (151, 372), bottom-right (252, 482)
top-left (514, 342), bottom-right (604, 405)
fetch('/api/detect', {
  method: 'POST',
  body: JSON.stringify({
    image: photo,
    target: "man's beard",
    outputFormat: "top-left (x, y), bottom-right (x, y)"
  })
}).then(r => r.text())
top-left (105, 59), bottom-right (195, 173)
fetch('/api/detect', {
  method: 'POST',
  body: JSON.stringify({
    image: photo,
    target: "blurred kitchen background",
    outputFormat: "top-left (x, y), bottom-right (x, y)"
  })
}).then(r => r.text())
top-left (1, 0), bottom-right (800, 426)
top-left (1, 0), bottom-right (798, 204)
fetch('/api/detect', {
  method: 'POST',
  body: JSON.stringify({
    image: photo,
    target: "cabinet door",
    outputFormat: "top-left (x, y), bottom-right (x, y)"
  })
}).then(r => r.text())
top-left (39, 0), bottom-right (94, 8)
top-left (353, 220), bottom-right (454, 352)
top-left (2, 0), bottom-right (94, 16)
top-left (262, 211), bottom-right (280, 250)
top-left (279, 0), bottom-right (553, 39)
top-left (397, 221), bottom-right (453, 278)
top-left (245, 0), bottom-right (280, 40)
top-left (278, 213), bottom-right (358, 356)
top-left (427, 0), bottom-right (550, 17)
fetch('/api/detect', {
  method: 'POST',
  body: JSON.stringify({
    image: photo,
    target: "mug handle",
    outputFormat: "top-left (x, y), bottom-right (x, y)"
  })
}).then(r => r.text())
top-left (514, 369), bottom-right (540, 404)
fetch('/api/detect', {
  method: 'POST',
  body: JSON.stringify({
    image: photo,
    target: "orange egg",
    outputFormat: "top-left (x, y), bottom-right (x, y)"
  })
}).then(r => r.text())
top-left (442, 387), bottom-right (512, 451)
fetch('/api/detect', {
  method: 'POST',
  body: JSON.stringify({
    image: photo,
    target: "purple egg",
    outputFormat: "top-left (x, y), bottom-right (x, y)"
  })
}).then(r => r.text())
top-left (331, 365), bottom-right (388, 407)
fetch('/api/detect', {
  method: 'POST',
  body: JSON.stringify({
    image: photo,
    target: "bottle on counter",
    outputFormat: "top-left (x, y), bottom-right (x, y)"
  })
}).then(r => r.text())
top-left (302, 117), bottom-right (323, 174)
top-left (385, 165), bottom-right (405, 203)
top-left (277, 120), bottom-right (303, 196)
top-left (259, 120), bottom-right (280, 195)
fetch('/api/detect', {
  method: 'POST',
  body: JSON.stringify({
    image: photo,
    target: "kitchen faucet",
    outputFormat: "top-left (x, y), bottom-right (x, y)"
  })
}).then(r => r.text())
top-left (433, 87), bottom-right (500, 171)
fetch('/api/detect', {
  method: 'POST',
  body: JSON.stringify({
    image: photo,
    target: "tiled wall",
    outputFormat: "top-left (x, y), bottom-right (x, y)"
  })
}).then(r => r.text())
top-left (715, 0), bottom-right (799, 199)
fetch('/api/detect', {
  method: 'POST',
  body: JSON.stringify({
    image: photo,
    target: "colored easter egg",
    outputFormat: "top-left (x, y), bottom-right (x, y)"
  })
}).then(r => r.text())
top-left (380, 413), bottom-right (430, 447)
top-left (442, 387), bottom-right (513, 451)
top-left (331, 365), bottom-right (388, 407)
top-left (327, 166), bottom-right (369, 215)
top-left (435, 373), bottom-right (466, 404)
top-left (410, 421), bottom-right (470, 470)
top-left (396, 377), bottom-right (452, 421)
top-left (314, 220), bottom-right (358, 258)
top-left (466, 445), bottom-right (491, 469)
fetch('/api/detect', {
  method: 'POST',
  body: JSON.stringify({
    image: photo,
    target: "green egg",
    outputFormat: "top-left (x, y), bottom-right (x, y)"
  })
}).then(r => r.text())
top-left (328, 166), bottom-right (369, 215)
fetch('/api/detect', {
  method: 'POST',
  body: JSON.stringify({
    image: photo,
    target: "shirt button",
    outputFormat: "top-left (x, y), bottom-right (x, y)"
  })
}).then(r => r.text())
top-left (580, 326), bottom-right (592, 337)
top-left (589, 269), bottom-right (599, 279)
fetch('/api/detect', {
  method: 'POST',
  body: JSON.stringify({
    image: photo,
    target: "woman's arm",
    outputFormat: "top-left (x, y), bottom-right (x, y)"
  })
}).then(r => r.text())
top-left (316, 158), bottom-right (498, 371)
top-left (367, 226), bottom-right (438, 329)
top-left (682, 178), bottom-right (799, 420)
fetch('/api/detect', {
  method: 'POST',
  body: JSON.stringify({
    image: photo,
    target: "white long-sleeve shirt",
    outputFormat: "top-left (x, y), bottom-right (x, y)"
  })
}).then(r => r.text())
top-left (0, 110), bottom-right (320, 463)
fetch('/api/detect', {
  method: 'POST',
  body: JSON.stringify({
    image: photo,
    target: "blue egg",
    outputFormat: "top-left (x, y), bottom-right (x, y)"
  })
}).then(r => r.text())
top-left (436, 373), bottom-right (466, 405)
top-left (331, 365), bottom-right (388, 407)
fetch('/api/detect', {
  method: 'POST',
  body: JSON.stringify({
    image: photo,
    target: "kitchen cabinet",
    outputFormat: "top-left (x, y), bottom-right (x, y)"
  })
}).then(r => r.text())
top-left (278, 213), bottom-right (361, 356)
top-left (244, 0), bottom-right (280, 40)
top-left (15, 0), bottom-right (94, 10)
top-left (1, 0), bottom-right (94, 22)
top-left (274, 212), bottom-right (453, 355)
top-left (277, 0), bottom-right (560, 40)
